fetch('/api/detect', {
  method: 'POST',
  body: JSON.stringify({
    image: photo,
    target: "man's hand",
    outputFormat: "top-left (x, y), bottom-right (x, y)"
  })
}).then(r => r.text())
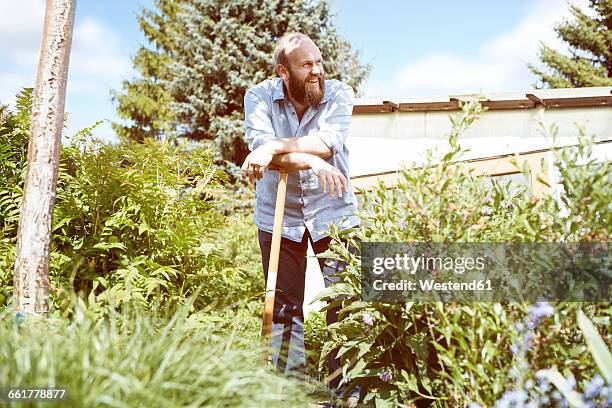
top-left (309, 156), bottom-right (349, 198)
top-left (241, 144), bottom-right (274, 183)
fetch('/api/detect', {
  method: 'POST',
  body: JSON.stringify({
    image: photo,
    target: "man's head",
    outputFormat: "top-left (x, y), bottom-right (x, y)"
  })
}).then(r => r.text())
top-left (274, 32), bottom-right (325, 108)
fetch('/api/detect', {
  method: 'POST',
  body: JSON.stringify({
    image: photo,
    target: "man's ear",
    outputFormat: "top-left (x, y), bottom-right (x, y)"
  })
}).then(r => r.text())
top-left (276, 64), bottom-right (289, 81)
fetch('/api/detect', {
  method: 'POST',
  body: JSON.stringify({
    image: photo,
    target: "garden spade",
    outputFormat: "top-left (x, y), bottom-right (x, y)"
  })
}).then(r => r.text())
top-left (261, 170), bottom-right (289, 364)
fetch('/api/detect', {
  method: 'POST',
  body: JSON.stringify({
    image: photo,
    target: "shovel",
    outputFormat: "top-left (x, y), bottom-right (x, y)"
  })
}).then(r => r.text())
top-left (261, 170), bottom-right (289, 364)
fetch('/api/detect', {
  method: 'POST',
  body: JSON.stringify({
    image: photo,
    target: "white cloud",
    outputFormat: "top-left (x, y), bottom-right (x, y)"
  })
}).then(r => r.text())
top-left (68, 18), bottom-right (133, 90)
top-left (0, 73), bottom-right (35, 105)
top-left (0, 0), bottom-right (45, 65)
top-left (364, 0), bottom-right (588, 98)
top-left (0, 1), bottom-right (131, 98)
top-left (0, 1), bottom-right (133, 142)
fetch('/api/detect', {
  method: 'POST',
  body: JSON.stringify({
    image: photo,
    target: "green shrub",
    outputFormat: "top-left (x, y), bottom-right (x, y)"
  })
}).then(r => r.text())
top-left (0, 89), bottom-right (31, 306)
top-left (0, 299), bottom-right (316, 408)
top-left (0, 89), bottom-right (260, 313)
top-left (213, 209), bottom-right (263, 305)
top-left (315, 101), bottom-right (611, 406)
top-left (53, 133), bottom-right (230, 310)
top-left (304, 310), bottom-right (327, 381)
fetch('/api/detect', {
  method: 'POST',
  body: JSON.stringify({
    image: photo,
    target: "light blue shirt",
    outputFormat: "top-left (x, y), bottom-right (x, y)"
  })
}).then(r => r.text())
top-left (244, 77), bottom-right (360, 242)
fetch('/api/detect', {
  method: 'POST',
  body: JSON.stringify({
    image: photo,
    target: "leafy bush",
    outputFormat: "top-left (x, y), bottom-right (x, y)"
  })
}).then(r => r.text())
top-left (487, 306), bottom-right (612, 408)
top-left (213, 208), bottom-right (263, 303)
top-left (304, 310), bottom-right (327, 381)
top-left (0, 89), bottom-right (32, 306)
top-left (0, 298), bottom-right (316, 408)
top-left (0, 90), bottom-right (261, 313)
top-left (315, 101), bottom-right (611, 406)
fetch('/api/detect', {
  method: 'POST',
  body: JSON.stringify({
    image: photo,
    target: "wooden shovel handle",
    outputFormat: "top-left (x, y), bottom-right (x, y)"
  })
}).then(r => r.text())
top-left (261, 170), bottom-right (288, 364)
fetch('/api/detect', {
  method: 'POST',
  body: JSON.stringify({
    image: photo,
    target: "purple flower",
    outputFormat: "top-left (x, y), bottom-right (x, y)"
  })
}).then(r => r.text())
top-left (584, 375), bottom-right (604, 399)
top-left (527, 302), bottom-right (554, 320)
top-left (362, 312), bottom-right (374, 327)
top-left (493, 390), bottom-right (527, 408)
top-left (379, 368), bottom-right (392, 382)
top-left (481, 205), bottom-right (493, 216)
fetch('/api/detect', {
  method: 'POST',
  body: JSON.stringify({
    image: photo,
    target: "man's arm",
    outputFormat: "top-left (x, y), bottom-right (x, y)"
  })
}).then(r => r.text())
top-left (241, 135), bottom-right (331, 182)
top-left (242, 85), bottom-right (354, 179)
top-left (268, 153), bottom-right (349, 198)
top-left (269, 152), bottom-right (314, 171)
top-left (250, 84), bottom-right (354, 162)
top-left (264, 136), bottom-right (332, 159)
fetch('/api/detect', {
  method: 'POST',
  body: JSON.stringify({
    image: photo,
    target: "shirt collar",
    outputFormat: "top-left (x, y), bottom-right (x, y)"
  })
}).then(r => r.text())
top-left (271, 77), bottom-right (333, 105)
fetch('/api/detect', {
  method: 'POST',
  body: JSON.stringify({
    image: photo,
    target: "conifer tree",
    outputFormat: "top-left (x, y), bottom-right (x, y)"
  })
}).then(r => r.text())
top-left (112, 0), bottom-right (183, 142)
top-left (529, 0), bottom-right (612, 88)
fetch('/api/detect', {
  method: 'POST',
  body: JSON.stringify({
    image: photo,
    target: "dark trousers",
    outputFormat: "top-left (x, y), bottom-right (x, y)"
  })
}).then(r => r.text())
top-left (258, 228), bottom-right (348, 390)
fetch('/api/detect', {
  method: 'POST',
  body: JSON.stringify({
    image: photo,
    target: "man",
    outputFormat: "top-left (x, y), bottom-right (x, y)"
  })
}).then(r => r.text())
top-left (241, 32), bottom-right (360, 400)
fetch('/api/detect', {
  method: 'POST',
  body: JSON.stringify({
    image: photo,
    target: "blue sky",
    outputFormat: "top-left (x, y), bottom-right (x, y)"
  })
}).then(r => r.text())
top-left (1, 0), bottom-right (584, 143)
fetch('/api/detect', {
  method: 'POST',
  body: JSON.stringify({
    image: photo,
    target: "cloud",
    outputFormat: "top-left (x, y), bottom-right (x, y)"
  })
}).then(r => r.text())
top-left (0, 0), bottom-right (131, 98)
top-left (0, 0), bottom-right (45, 66)
top-left (364, 0), bottom-right (588, 97)
top-left (68, 18), bottom-right (133, 92)
top-left (0, 0), bottom-right (133, 142)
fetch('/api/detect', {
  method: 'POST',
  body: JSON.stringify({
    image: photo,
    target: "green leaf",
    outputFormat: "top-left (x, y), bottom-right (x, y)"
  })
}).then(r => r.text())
top-left (93, 242), bottom-right (127, 251)
top-left (52, 217), bottom-right (73, 232)
top-left (194, 242), bottom-right (215, 256)
top-left (538, 369), bottom-right (586, 407)
top-left (577, 310), bottom-right (612, 383)
top-left (311, 283), bottom-right (354, 303)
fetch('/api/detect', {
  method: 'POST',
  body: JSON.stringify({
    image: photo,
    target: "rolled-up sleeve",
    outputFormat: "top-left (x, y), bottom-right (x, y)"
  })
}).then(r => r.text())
top-left (244, 91), bottom-right (276, 151)
top-left (311, 85), bottom-right (354, 156)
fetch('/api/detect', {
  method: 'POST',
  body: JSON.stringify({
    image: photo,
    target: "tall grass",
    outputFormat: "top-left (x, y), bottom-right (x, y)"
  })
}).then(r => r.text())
top-left (0, 299), bottom-right (318, 408)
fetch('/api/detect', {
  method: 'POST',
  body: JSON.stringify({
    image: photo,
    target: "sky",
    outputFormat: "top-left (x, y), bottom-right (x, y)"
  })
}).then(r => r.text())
top-left (0, 0), bottom-right (587, 143)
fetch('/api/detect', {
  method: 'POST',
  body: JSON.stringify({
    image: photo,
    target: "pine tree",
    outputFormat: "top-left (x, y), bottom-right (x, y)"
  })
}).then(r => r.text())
top-left (529, 0), bottom-right (612, 88)
top-left (112, 0), bottom-right (183, 142)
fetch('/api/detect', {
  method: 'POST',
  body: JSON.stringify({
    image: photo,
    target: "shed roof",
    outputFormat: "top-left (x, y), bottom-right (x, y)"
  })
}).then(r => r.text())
top-left (353, 86), bottom-right (612, 113)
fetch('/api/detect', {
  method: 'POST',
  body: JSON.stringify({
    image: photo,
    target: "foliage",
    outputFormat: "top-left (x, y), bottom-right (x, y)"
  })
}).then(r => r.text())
top-left (0, 89), bottom-right (33, 306)
top-left (529, 0), bottom-right (612, 88)
top-left (304, 310), bottom-right (327, 381)
top-left (315, 101), bottom-right (611, 406)
top-left (114, 0), bottom-right (370, 165)
top-left (489, 307), bottom-right (612, 408)
top-left (0, 90), bottom-right (263, 314)
top-left (50, 134), bottom-right (230, 311)
top-left (0, 298), bottom-right (316, 408)
top-left (111, 0), bottom-right (182, 142)
top-left (213, 207), bottom-right (263, 302)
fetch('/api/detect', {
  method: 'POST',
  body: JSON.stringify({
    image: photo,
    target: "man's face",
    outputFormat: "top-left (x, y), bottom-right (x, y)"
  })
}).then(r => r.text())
top-left (282, 39), bottom-right (325, 107)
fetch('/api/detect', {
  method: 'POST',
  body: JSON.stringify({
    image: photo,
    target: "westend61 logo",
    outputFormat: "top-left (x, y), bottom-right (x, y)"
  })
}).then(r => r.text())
top-left (361, 242), bottom-right (610, 302)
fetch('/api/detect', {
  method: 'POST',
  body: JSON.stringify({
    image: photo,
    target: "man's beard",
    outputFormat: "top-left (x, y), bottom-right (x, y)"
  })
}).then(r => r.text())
top-left (287, 70), bottom-right (325, 107)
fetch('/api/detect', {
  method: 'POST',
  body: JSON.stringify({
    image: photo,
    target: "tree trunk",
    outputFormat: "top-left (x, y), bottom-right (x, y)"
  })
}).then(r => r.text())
top-left (13, 0), bottom-right (76, 316)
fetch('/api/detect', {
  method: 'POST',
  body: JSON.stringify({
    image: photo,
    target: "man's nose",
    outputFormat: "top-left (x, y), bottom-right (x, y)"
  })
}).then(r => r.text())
top-left (311, 63), bottom-right (322, 75)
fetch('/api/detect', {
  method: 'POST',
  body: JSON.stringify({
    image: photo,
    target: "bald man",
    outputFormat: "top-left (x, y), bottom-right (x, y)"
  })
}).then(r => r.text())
top-left (241, 32), bottom-right (360, 403)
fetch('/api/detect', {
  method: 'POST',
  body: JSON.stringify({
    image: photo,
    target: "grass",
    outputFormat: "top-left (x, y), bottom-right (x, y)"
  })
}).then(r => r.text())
top-left (0, 298), bottom-right (323, 408)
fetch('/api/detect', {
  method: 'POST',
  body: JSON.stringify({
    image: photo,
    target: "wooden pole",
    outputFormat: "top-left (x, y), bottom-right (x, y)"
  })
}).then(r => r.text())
top-left (261, 171), bottom-right (288, 364)
top-left (13, 0), bottom-right (77, 316)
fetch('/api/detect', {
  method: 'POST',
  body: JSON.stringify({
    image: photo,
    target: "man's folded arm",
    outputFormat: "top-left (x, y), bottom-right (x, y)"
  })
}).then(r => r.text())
top-left (263, 85), bottom-right (354, 159)
top-left (268, 152), bottom-right (318, 172)
top-left (244, 91), bottom-right (332, 159)
top-left (264, 136), bottom-right (332, 159)
top-left (244, 84), bottom-right (354, 162)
